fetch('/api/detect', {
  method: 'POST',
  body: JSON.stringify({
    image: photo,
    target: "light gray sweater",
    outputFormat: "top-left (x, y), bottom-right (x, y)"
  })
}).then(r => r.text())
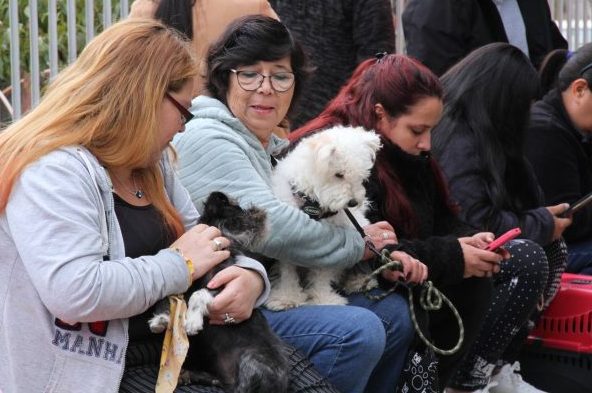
top-left (0, 146), bottom-right (269, 393)
top-left (174, 96), bottom-right (365, 268)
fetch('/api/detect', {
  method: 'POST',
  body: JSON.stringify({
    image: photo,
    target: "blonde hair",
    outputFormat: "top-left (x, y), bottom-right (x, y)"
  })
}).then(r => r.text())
top-left (0, 19), bottom-right (197, 237)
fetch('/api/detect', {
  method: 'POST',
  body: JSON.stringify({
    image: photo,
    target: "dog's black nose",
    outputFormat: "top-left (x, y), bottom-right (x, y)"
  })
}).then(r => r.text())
top-left (347, 199), bottom-right (358, 207)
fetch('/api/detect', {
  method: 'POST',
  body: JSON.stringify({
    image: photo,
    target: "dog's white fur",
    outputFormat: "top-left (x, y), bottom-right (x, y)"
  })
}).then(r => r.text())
top-left (148, 289), bottom-right (214, 335)
top-left (266, 126), bottom-right (382, 310)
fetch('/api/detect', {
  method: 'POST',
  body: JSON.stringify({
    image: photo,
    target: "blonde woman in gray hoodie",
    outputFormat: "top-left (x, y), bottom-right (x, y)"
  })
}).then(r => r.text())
top-left (0, 19), bottom-right (275, 393)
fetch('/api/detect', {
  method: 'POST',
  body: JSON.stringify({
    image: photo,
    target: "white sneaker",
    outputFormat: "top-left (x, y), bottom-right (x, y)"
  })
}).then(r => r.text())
top-left (490, 362), bottom-right (547, 393)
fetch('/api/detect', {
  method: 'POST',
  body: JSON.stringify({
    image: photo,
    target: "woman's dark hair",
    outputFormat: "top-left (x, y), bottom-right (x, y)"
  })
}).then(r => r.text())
top-left (538, 49), bottom-right (570, 95)
top-left (292, 54), bottom-right (448, 237)
top-left (541, 43), bottom-right (592, 95)
top-left (432, 43), bottom-right (541, 216)
top-left (155, 0), bottom-right (195, 39)
top-left (206, 15), bottom-right (311, 118)
top-left (154, 0), bottom-right (195, 40)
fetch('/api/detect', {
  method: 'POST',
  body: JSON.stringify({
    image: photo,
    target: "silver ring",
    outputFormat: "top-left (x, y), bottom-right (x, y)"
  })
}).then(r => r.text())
top-left (382, 232), bottom-right (389, 240)
top-left (212, 238), bottom-right (223, 251)
top-left (223, 313), bottom-right (236, 325)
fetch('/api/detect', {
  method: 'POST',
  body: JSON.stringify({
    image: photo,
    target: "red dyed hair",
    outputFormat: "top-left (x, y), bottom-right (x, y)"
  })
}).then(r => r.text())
top-left (292, 54), bottom-right (454, 237)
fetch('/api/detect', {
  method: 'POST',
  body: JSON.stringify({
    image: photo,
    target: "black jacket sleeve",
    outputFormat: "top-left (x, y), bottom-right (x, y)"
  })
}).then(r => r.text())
top-left (437, 130), bottom-right (555, 246)
top-left (365, 182), bottom-right (467, 287)
top-left (525, 99), bottom-right (592, 242)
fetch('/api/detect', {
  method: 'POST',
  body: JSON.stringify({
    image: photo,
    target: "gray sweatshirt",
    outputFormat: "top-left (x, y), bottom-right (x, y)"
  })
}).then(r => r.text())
top-left (0, 146), bottom-right (269, 392)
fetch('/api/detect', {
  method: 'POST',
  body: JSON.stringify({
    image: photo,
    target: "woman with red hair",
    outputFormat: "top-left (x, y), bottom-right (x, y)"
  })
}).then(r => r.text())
top-left (293, 53), bottom-right (550, 392)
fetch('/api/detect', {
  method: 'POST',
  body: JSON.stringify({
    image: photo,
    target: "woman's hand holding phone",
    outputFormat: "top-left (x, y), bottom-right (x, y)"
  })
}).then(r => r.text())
top-left (546, 203), bottom-right (572, 241)
top-left (459, 236), bottom-right (505, 278)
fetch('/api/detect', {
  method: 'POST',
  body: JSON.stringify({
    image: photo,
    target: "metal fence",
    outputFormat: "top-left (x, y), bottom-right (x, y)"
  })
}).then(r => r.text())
top-left (2, 0), bottom-right (592, 123)
top-left (2, 0), bottom-right (129, 123)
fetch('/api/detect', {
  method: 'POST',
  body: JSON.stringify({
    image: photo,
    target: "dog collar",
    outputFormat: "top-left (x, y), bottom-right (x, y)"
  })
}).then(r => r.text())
top-left (291, 185), bottom-right (339, 220)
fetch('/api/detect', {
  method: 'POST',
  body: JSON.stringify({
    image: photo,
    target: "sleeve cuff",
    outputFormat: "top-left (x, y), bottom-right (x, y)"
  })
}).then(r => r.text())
top-left (234, 255), bottom-right (271, 307)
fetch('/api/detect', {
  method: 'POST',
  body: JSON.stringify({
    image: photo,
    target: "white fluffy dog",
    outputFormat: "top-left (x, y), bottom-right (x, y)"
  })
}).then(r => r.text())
top-left (266, 125), bottom-right (382, 310)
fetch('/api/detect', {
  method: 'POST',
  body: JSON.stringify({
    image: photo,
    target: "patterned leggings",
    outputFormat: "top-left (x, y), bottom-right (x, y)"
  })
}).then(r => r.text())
top-left (449, 239), bottom-right (568, 390)
top-left (119, 338), bottom-right (340, 393)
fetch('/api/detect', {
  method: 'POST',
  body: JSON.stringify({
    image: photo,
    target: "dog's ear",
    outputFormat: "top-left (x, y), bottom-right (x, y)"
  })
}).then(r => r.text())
top-left (363, 131), bottom-right (382, 154)
top-left (201, 192), bottom-right (230, 223)
top-left (315, 144), bottom-right (337, 166)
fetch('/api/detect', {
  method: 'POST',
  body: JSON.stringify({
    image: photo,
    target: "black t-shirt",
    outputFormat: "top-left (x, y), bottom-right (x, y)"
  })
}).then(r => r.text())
top-left (113, 193), bottom-right (174, 343)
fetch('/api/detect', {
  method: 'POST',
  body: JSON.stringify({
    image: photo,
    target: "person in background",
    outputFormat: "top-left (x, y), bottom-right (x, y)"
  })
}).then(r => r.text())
top-left (402, 0), bottom-right (567, 76)
top-left (433, 42), bottom-right (571, 393)
top-left (130, 0), bottom-right (277, 97)
top-left (293, 52), bottom-right (550, 393)
top-left (269, 0), bottom-right (395, 129)
top-left (525, 43), bottom-right (592, 275)
top-left (174, 15), bottom-right (427, 393)
top-left (0, 19), bottom-right (270, 393)
top-left (130, 0), bottom-right (289, 139)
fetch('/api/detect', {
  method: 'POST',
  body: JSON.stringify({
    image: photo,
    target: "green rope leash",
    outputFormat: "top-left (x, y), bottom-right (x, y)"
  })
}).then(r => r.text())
top-left (361, 249), bottom-right (464, 356)
top-left (342, 208), bottom-right (464, 356)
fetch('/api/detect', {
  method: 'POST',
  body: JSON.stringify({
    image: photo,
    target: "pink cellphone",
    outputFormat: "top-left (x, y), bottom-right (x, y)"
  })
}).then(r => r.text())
top-left (485, 228), bottom-right (522, 251)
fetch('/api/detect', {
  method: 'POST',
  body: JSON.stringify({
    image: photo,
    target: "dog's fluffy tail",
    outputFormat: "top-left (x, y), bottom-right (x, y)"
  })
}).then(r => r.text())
top-left (235, 347), bottom-right (289, 393)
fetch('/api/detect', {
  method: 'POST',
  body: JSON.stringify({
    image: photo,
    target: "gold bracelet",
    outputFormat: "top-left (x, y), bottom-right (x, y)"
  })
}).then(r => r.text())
top-left (170, 247), bottom-right (194, 285)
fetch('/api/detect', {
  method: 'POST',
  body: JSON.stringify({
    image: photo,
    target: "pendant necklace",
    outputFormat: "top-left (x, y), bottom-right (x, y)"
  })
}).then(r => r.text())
top-left (111, 171), bottom-right (144, 199)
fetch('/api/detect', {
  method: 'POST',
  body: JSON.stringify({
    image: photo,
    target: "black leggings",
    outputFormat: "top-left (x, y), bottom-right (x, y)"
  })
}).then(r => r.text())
top-left (120, 339), bottom-right (340, 393)
top-left (449, 239), bottom-right (567, 390)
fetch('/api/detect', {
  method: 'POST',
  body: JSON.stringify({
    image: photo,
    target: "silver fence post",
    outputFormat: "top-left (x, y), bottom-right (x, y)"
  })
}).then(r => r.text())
top-left (121, 0), bottom-right (129, 19)
top-left (49, 0), bottom-right (59, 80)
top-left (67, 0), bottom-right (77, 63)
top-left (29, 0), bottom-right (40, 108)
top-left (9, 0), bottom-right (21, 119)
top-left (103, 0), bottom-right (113, 29)
top-left (86, 0), bottom-right (95, 44)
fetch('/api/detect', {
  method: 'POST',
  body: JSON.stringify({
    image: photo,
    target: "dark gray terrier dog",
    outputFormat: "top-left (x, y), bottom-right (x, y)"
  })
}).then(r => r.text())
top-left (149, 192), bottom-right (288, 392)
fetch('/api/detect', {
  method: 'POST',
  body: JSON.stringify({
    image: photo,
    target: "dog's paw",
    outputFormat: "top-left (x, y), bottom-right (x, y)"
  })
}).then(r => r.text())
top-left (148, 313), bottom-right (170, 333)
top-left (179, 369), bottom-right (222, 386)
top-left (307, 290), bottom-right (348, 306)
top-left (265, 294), bottom-right (307, 311)
top-left (184, 312), bottom-right (205, 335)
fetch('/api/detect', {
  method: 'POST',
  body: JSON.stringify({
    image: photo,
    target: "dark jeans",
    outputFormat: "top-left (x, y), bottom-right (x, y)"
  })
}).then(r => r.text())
top-left (567, 238), bottom-right (592, 275)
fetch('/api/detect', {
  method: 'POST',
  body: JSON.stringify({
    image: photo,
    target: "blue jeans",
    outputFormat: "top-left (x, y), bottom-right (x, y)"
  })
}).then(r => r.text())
top-left (567, 238), bottom-right (592, 275)
top-left (262, 292), bottom-right (413, 393)
top-left (348, 290), bottom-right (414, 393)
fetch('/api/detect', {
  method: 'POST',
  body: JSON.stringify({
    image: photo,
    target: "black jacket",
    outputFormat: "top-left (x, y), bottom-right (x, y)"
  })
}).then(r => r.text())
top-left (525, 89), bottom-right (592, 243)
top-left (402, 0), bottom-right (567, 76)
top-left (366, 141), bottom-right (474, 287)
top-left (434, 118), bottom-right (555, 246)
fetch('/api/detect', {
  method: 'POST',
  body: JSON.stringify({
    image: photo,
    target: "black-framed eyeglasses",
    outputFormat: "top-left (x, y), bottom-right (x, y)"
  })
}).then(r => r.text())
top-left (230, 69), bottom-right (296, 92)
top-left (165, 92), bottom-right (194, 124)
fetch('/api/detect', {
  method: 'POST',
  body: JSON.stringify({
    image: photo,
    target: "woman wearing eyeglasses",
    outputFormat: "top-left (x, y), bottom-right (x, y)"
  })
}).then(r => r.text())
top-left (174, 15), bottom-right (425, 393)
top-left (525, 43), bottom-right (592, 276)
top-left (0, 19), bottom-right (273, 393)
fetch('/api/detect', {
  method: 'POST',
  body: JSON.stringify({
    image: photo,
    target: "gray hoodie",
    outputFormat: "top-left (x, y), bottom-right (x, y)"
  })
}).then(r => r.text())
top-left (0, 146), bottom-right (269, 392)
